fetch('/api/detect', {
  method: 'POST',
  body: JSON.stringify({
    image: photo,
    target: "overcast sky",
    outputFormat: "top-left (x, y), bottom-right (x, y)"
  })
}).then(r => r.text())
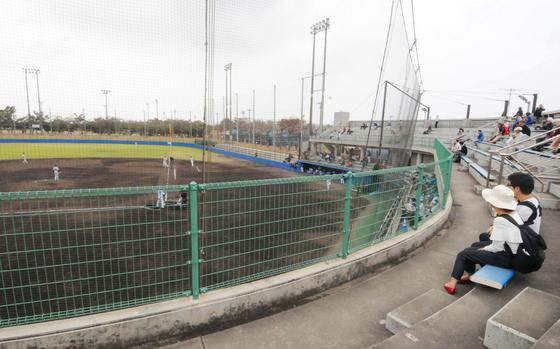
top-left (1, 0), bottom-right (559, 123)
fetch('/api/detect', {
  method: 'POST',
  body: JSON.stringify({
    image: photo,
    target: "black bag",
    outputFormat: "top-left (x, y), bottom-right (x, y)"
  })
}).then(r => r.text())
top-left (501, 214), bottom-right (547, 273)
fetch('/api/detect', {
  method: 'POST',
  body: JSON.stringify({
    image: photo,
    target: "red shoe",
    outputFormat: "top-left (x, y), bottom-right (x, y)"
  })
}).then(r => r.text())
top-left (444, 285), bottom-right (456, 295)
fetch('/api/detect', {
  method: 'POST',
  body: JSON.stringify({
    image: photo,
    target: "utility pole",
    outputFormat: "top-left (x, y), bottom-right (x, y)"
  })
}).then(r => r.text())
top-left (22, 68), bottom-right (31, 117)
top-left (501, 88), bottom-right (520, 115)
top-left (101, 90), bottom-right (111, 118)
top-left (466, 104), bottom-right (471, 119)
top-left (25, 69), bottom-right (42, 116)
top-left (532, 94), bottom-right (538, 113)
top-left (273, 84), bottom-right (276, 150)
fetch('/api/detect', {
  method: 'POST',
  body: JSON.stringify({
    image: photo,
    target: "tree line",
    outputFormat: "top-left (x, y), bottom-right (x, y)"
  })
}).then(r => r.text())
top-left (0, 106), bottom-right (308, 144)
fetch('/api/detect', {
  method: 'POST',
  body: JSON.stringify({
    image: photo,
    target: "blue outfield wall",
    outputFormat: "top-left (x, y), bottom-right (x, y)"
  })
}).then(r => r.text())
top-left (0, 138), bottom-right (299, 172)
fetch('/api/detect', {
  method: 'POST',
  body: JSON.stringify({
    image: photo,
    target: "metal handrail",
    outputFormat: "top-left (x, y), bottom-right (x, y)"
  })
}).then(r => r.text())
top-left (495, 126), bottom-right (559, 155)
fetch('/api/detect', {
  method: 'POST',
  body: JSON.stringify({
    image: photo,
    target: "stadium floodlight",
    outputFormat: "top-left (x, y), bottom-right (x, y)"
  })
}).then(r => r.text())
top-left (308, 18), bottom-right (330, 139)
top-left (518, 95), bottom-right (531, 114)
top-left (101, 90), bottom-right (111, 118)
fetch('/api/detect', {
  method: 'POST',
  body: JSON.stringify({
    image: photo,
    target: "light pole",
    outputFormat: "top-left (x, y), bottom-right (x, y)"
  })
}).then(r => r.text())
top-left (252, 89), bottom-right (256, 146)
top-left (308, 18), bottom-right (330, 139)
top-left (224, 63), bottom-right (232, 143)
top-left (155, 99), bottom-right (159, 119)
top-left (101, 90), bottom-right (110, 118)
top-left (300, 74), bottom-right (323, 159)
top-left (26, 68), bottom-right (42, 116)
top-left (22, 68), bottom-right (31, 117)
top-left (235, 92), bottom-right (239, 143)
top-left (273, 84), bottom-right (276, 150)
top-left (318, 18), bottom-right (330, 134)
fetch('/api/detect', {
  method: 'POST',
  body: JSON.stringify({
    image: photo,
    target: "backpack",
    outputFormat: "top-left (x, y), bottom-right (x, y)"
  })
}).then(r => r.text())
top-left (501, 214), bottom-right (547, 274)
top-left (517, 200), bottom-right (542, 225)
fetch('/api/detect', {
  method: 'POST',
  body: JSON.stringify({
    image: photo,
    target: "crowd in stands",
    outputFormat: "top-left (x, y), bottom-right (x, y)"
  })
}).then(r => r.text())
top-left (444, 172), bottom-right (544, 294)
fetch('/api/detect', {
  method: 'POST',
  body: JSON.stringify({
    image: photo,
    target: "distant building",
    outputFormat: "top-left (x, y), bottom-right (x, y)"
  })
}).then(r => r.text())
top-left (334, 111), bottom-right (350, 127)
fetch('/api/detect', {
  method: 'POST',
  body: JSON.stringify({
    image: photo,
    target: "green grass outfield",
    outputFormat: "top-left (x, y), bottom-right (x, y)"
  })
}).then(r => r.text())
top-left (0, 142), bottom-right (220, 161)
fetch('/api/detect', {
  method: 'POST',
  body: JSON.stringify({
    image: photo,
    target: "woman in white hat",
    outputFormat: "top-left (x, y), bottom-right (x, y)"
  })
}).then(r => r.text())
top-left (443, 185), bottom-right (523, 294)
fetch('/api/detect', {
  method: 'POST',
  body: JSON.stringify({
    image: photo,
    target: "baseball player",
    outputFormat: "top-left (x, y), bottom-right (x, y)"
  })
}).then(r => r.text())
top-left (52, 165), bottom-right (60, 181)
top-left (162, 156), bottom-right (169, 168)
top-left (326, 179), bottom-right (332, 191)
top-left (156, 189), bottom-right (167, 208)
top-left (21, 153), bottom-right (28, 164)
top-left (189, 156), bottom-right (194, 167)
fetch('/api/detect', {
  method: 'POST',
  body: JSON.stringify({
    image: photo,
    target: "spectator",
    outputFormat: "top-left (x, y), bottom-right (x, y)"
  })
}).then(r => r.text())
top-left (457, 128), bottom-right (465, 136)
top-left (423, 125), bottom-right (433, 135)
top-left (507, 127), bottom-right (528, 145)
top-left (373, 122), bottom-right (379, 130)
top-left (347, 128), bottom-right (353, 135)
top-left (534, 104), bottom-right (545, 123)
top-left (518, 120), bottom-right (531, 136)
top-left (341, 127), bottom-right (347, 134)
top-left (524, 112), bottom-right (534, 126)
top-left (507, 173), bottom-right (541, 234)
top-left (475, 130), bottom-right (485, 143)
top-left (434, 115), bottom-right (439, 128)
top-left (360, 123), bottom-right (368, 130)
top-left (534, 118), bottom-right (558, 151)
top-left (460, 141), bottom-right (468, 156)
top-left (515, 107), bottom-right (523, 117)
top-left (452, 139), bottom-right (462, 163)
top-left (443, 185), bottom-right (522, 294)
top-left (489, 123), bottom-right (506, 143)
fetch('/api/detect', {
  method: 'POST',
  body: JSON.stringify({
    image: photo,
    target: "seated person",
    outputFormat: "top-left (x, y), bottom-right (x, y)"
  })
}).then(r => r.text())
top-left (443, 185), bottom-right (522, 294)
top-left (475, 130), bottom-right (485, 143)
top-left (489, 123), bottom-right (506, 143)
top-left (176, 192), bottom-right (188, 206)
top-left (347, 128), bottom-right (353, 135)
top-left (360, 122), bottom-right (368, 130)
top-left (422, 125), bottom-right (433, 135)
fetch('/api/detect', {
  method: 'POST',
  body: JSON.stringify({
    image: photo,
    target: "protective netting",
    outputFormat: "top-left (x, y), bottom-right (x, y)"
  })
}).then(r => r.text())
top-left (365, 0), bottom-right (423, 168)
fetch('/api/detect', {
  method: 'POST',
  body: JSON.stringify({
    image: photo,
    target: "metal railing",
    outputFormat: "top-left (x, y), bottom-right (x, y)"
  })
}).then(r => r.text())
top-left (215, 143), bottom-right (293, 162)
top-left (485, 127), bottom-right (560, 190)
top-left (0, 139), bottom-right (452, 328)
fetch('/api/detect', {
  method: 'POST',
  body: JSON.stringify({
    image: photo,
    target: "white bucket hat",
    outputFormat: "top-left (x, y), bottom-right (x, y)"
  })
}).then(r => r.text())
top-left (481, 185), bottom-right (517, 210)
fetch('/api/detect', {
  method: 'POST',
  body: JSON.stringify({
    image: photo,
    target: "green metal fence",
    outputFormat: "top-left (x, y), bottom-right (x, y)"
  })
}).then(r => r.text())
top-left (0, 139), bottom-right (453, 328)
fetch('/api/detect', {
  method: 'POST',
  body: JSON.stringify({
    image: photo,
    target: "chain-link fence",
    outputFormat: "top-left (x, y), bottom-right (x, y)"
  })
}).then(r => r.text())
top-left (0, 139), bottom-right (452, 328)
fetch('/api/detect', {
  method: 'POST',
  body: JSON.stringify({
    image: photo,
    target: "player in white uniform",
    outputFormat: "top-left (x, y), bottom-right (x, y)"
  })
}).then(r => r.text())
top-left (326, 179), bottom-right (332, 191)
top-left (21, 153), bottom-right (28, 164)
top-left (162, 156), bottom-right (169, 168)
top-left (156, 190), bottom-right (167, 208)
top-left (52, 165), bottom-right (60, 181)
top-left (190, 156), bottom-right (194, 167)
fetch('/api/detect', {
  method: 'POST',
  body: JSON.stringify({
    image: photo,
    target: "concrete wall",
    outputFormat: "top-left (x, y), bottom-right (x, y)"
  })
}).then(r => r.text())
top-left (0, 198), bottom-right (453, 349)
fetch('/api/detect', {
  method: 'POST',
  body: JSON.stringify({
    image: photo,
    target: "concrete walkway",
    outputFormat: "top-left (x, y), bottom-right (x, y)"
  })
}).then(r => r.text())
top-left (151, 166), bottom-right (560, 349)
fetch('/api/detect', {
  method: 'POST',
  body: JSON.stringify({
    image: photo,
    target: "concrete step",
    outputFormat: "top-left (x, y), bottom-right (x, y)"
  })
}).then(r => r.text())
top-left (370, 284), bottom-right (530, 349)
top-left (531, 319), bottom-right (560, 348)
top-left (385, 289), bottom-right (456, 334)
top-left (484, 287), bottom-right (560, 349)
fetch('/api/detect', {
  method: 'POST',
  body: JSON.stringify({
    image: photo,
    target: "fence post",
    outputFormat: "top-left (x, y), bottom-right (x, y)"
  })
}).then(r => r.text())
top-left (189, 181), bottom-right (200, 300)
top-left (413, 164), bottom-right (425, 229)
top-left (341, 172), bottom-right (353, 258)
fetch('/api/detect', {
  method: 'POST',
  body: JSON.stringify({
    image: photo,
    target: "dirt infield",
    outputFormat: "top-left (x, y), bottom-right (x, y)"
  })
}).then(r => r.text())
top-left (0, 157), bottom-right (369, 326)
top-left (0, 157), bottom-right (295, 192)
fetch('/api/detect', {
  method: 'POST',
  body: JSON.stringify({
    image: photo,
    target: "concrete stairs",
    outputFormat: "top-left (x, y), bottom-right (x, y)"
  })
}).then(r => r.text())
top-left (372, 287), bottom-right (560, 349)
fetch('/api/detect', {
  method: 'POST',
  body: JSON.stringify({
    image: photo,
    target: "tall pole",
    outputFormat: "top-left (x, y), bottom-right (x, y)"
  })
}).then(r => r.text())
top-left (466, 104), bottom-right (471, 119)
top-left (22, 68), bottom-right (31, 117)
top-left (101, 90), bottom-right (110, 118)
top-left (235, 92), bottom-right (239, 143)
top-left (222, 95), bottom-right (226, 142)
top-left (273, 84), bottom-right (276, 150)
top-left (252, 89), bottom-right (256, 146)
top-left (34, 70), bottom-right (42, 115)
top-left (319, 18), bottom-right (330, 134)
top-left (308, 31), bottom-right (317, 139)
top-left (143, 110), bottom-right (147, 136)
top-left (378, 81), bottom-right (388, 159)
top-left (224, 67), bottom-right (228, 141)
top-left (299, 77), bottom-right (304, 160)
top-left (155, 99), bottom-right (159, 119)
top-left (532, 94), bottom-right (538, 114)
top-left (229, 64), bottom-right (233, 143)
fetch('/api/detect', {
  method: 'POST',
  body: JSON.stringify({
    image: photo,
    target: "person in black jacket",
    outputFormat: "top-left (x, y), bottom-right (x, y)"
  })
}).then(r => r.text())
top-left (518, 120), bottom-right (531, 136)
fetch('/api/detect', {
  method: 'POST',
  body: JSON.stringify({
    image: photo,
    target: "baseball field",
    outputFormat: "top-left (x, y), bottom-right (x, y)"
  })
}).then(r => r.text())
top-left (0, 139), bottom-right (377, 326)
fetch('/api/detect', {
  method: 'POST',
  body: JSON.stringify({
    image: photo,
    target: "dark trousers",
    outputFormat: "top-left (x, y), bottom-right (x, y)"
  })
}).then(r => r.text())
top-left (451, 241), bottom-right (512, 280)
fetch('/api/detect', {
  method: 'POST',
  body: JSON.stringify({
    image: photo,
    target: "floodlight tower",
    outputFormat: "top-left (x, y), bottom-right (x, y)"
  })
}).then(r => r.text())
top-left (101, 90), bottom-right (111, 118)
top-left (308, 18), bottom-right (330, 139)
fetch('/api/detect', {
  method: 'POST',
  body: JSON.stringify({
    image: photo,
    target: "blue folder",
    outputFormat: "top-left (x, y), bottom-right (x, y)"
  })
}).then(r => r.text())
top-left (470, 265), bottom-right (515, 290)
